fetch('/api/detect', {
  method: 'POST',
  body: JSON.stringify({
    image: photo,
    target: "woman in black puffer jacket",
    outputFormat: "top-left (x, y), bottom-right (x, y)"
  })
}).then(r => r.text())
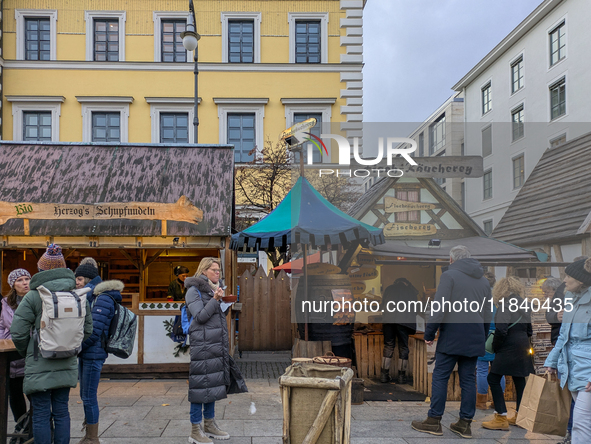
top-left (77, 279), bottom-right (123, 444)
top-left (185, 258), bottom-right (230, 444)
top-left (482, 276), bottom-right (534, 431)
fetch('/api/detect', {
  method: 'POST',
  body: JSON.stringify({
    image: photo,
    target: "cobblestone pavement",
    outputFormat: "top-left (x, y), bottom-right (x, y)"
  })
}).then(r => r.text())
top-left (234, 351), bottom-right (291, 380)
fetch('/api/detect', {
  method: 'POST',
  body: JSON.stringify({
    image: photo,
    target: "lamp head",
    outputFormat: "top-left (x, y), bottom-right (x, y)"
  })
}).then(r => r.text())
top-left (181, 7), bottom-right (200, 51)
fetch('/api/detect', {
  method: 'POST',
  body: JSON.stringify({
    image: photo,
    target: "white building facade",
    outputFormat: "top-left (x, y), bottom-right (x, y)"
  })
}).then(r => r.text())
top-left (453, 0), bottom-right (591, 234)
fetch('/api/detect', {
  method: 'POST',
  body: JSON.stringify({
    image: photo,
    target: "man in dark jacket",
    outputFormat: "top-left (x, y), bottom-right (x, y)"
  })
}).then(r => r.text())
top-left (543, 277), bottom-right (565, 345)
top-left (411, 245), bottom-right (492, 439)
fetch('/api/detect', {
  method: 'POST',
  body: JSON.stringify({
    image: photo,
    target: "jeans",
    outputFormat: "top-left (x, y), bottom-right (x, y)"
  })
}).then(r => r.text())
top-left (572, 390), bottom-right (591, 444)
top-left (558, 370), bottom-right (575, 433)
top-left (428, 352), bottom-right (478, 420)
top-left (8, 376), bottom-right (27, 422)
top-left (29, 387), bottom-right (71, 444)
top-left (382, 324), bottom-right (411, 360)
top-left (476, 360), bottom-right (505, 395)
top-left (488, 373), bottom-right (526, 414)
top-left (79, 358), bottom-right (105, 425)
top-left (190, 402), bottom-right (215, 424)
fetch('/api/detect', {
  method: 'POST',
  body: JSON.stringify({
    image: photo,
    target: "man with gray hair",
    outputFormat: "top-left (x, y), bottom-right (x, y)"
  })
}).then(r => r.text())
top-left (412, 245), bottom-right (492, 439)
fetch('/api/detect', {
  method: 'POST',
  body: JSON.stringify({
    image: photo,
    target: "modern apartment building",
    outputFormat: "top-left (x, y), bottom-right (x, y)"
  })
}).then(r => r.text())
top-left (1, 0), bottom-right (365, 165)
top-left (452, 0), bottom-right (591, 234)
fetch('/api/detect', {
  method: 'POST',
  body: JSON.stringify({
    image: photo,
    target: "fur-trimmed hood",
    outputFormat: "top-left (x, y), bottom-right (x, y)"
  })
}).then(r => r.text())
top-left (184, 275), bottom-right (214, 294)
top-left (94, 280), bottom-right (125, 294)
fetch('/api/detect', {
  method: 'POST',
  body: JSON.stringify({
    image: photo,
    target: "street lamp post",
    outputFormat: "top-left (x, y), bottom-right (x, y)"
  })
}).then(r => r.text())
top-left (181, 0), bottom-right (201, 143)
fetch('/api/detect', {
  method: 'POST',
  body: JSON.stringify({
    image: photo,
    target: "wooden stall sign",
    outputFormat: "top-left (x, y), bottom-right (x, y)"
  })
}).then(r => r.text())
top-left (306, 262), bottom-right (341, 275)
top-left (0, 196), bottom-right (203, 225)
top-left (384, 222), bottom-right (437, 237)
top-left (347, 267), bottom-right (378, 280)
top-left (351, 281), bottom-right (366, 295)
top-left (357, 255), bottom-right (376, 266)
top-left (384, 197), bottom-right (437, 213)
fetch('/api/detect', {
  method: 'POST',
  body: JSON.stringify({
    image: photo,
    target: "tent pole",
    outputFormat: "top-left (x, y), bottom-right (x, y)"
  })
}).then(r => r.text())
top-left (300, 144), bottom-right (310, 341)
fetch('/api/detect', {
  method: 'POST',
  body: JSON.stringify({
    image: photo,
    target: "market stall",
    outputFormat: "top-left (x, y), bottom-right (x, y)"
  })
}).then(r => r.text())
top-left (0, 141), bottom-right (235, 374)
top-left (346, 175), bottom-right (540, 400)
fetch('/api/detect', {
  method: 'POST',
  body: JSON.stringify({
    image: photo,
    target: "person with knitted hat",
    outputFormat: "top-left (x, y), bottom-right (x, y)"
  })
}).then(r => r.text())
top-left (37, 244), bottom-right (66, 271)
top-left (75, 257), bottom-right (102, 294)
top-left (545, 257), bottom-right (591, 444)
top-left (10, 244), bottom-right (93, 444)
top-left (0, 268), bottom-right (31, 433)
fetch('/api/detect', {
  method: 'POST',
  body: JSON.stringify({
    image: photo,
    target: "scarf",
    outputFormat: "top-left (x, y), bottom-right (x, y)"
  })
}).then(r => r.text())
top-left (207, 277), bottom-right (219, 293)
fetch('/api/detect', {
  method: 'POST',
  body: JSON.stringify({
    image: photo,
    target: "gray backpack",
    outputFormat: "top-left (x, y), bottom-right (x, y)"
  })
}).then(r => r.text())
top-left (99, 293), bottom-right (137, 359)
top-left (35, 286), bottom-right (90, 359)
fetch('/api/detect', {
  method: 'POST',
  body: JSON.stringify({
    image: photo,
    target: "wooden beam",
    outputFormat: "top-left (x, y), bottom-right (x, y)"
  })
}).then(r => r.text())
top-left (137, 315), bottom-right (144, 365)
top-left (23, 219), bottom-right (30, 236)
top-left (338, 242), bottom-right (362, 273)
top-left (161, 220), bottom-right (167, 236)
top-left (553, 245), bottom-right (566, 280)
top-left (302, 390), bottom-right (339, 444)
top-left (28, 248), bottom-right (40, 260)
top-left (63, 249), bottom-right (77, 260)
top-left (145, 249), bottom-right (166, 268)
top-left (119, 249), bottom-right (139, 269)
top-left (370, 209), bottom-right (390, 226)
top-left (583, 236), bottom-right (591, 257)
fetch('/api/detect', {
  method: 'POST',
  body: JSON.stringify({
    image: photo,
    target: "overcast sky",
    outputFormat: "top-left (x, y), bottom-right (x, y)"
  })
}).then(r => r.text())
top-left (363, 0), bottom-right (543, 123)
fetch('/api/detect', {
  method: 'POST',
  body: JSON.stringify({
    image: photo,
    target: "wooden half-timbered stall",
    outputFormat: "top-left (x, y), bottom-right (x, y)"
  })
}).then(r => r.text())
top-left (345, 174), bottom-right (538, 400)
top-left (0, 141), bottom-right (235, 375)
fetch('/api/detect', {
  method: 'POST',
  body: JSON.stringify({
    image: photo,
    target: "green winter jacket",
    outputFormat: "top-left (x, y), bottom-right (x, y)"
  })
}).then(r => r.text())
top-left (10, 268), bottom-right (93, 395)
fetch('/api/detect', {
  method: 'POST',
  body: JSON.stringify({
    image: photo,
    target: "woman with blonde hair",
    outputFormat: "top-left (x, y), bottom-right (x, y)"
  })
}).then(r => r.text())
top-left (482, 276), bottom-right (534, 431)
top-left (184, 257), bottom-right (230, 443)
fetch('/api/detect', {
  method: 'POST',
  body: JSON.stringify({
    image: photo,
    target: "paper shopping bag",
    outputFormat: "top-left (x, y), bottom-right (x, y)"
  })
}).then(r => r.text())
top-left (516, 373), bottom-right (572, 436)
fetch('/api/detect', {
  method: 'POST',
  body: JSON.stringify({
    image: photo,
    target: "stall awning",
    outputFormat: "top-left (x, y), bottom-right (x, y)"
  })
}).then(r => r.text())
top-left (0, 142), bottom-right (234, 237)
top-left (370, 236), bottom-right (537, 261)
top-left (231, 177), bottom-right (385, 250)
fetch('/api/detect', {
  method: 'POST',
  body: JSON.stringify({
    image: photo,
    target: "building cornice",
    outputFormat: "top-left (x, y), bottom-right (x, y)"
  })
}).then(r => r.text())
top-left (3, 60), bottom-right (362, 73)
top-left (281, 98), bottom-right (337, 105)
top-left (452, 0), bottom-right (564, 91)
top-left (213, 98), bottom-right (269, 105)
top-left (6, 95), bottom-right (65, 102)
top-left (76, 96), bottom-right (134, 103)
top-left (145, 97), bottom-right (201, 104)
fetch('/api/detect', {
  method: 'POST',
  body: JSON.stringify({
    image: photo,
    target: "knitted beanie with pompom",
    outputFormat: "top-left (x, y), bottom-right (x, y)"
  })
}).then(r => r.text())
top-left (564, 257), bottom-right (591, 287)
top-left (38, 244), bottom-right (67, 271)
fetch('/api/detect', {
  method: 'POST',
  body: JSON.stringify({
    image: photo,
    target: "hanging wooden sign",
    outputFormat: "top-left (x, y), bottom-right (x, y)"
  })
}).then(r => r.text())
top-left (357, 255), bottom-right (376, 266)
top-left (307, 263), bottom-right (341, 275)
top-left (383, 197), bottom-right (437, 213)
top-left (348, 267), bottom-right (379, 280)
top-left (384, 223), bottom-right (437, 237)
top-left (351, 281), bottom-right (366, 295)
top-left (0, 196), bottom-right (203, 225)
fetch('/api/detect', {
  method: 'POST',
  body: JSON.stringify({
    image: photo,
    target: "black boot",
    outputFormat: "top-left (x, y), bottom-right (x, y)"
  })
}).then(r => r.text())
top-left (411, 416), bottom-right (443, 436)
top-left (397, 370), bottom-right (407, 384)
top-left (380, 368), bottom-right (390, 383)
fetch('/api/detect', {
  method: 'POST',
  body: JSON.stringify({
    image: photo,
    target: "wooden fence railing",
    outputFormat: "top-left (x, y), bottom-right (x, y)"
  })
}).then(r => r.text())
top-left (238, 267), bottom-right (292, 351)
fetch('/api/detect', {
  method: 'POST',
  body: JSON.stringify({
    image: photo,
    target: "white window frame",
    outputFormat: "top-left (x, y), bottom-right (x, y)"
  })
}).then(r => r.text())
top-left (511, 103), bottom-right (525, 142)
top-left (77, 97), bottom-right (132, 142)
top-left (547, 16), bottom-right (567, 68)
top-left (481, 81), bottom-right (492, 115)
top-left (483, 219), bottom-right (493, 236)
top-left (7, 96), bottom-right (63, 141)
top-left (145, 97), bottom-right (200, 143)
top-left (153, 11), bottom-right (192, 63)
top-left (548, 73), bottom-right (567, 122)
top-left (288, 12), bottom-right (329, 64)
top-left (221, 12), bottom-right (261, 63)
top-left (282, 98), bottom-right (335, 163)
top-left (214, 98), bottom-right (268, 163)
top-left (15, 9), bottom-right (58, 61)
top-left (512, 153), bottom-right (525, 190)
top-left (510, 53), bottom-right (524, 94)
top-left (85, 11), bottom-right (126, 62)
top-left (483, 168), bottom-right (493, 200)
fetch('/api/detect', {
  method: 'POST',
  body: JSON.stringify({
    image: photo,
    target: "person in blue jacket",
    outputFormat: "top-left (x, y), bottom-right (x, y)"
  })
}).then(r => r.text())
top-left (476, 272), bottom-right (505, 410)
top-left (76, 279), bottom-right (123, 444)
top-left (545, 258), bottom-right (591, 444)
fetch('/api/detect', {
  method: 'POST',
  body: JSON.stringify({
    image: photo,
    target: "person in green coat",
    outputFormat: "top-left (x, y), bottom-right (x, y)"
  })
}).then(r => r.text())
top-left (10, 244), bottom-right (93, 444)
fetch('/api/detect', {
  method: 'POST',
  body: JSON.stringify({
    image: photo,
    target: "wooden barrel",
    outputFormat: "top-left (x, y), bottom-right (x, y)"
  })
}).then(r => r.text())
top-left (295, 274), bottom-right (355, 346)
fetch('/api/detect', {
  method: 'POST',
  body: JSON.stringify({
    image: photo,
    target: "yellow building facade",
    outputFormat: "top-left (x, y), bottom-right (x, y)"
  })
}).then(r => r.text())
top-left (1, 0), bottom-right (365, 164)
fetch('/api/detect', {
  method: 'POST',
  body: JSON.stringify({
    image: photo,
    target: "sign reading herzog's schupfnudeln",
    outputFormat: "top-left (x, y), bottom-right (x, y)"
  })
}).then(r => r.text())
top-left (0, 196), bottom-right (203, 225)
